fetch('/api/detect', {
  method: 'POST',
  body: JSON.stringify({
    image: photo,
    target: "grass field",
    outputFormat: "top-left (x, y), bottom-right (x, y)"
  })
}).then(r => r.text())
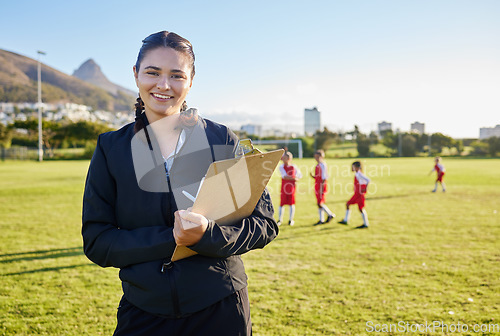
top-left (1, 158), bottom-right (499, 335)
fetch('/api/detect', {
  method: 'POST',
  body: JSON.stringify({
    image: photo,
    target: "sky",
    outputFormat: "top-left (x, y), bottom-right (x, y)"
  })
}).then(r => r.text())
top-left (1, 0), bottom-right (499, 138)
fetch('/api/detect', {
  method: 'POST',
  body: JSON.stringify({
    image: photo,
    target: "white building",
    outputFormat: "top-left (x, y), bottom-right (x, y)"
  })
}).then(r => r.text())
top-left (479, 125), bottom-right (500, 139)
top-left (0, 102), bottom-right (14, 113)
top-left (411, 121), bottom-right (425, 134)
top-left (261, 128), bottom-right (285, 138)
top-left (54, 103), bottom-right (92, 122)
top-left (0, 101), bottom-right (134, 129)
top-left (304, 107), bottom-right (321, 135)
top-left (378, 121), bottom-right (392, 135)
top-left (241, 124), bottom-right (262, 137)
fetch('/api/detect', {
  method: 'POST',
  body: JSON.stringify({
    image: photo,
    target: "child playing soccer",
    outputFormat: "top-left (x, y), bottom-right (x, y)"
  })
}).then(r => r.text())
top-left (338, 161), bottom-right (371, 229)
top-left (278, 151), bottom-right (302, 226)
top-left (429, 156), bottom-right (446, 192)
top-left (311, 150), bottom-right (335, 224)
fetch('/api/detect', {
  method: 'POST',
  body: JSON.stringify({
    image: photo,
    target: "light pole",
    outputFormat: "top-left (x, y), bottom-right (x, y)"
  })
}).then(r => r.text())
top-left (37, 50), bottom-right (46, 162)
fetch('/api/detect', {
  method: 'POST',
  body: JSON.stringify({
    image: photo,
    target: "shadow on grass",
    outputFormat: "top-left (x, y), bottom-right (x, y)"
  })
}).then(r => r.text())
top-left (323, 191), bottom-right (430, 205)
top-left (0, 247), bottom-right (84, 263)
top-left (276, 225), bottom-right (345, 241)
top-left (2, 263), bottom-right (97, 276)
top-left (365, 191), bottom-right (430, 201)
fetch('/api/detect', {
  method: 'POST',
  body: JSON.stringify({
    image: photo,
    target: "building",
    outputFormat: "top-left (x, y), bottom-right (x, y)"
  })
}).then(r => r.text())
top-left (304, 107), bottom-right (321, 135)
top-left (377, 121), bottom-right (392, 135)
top-left (479, 125), bottom-right (500, 139)
top-left (261, 128), bottom-right (285, 138)
top-left (0, 101), bottom-right (134, 129)
top-left (411, 121), bottom-right (425, 134)
top-left (240, 124), bottom-right (262, 137)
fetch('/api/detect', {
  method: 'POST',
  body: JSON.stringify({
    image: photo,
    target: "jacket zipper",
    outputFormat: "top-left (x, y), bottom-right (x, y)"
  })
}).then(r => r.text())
top-left (163, 163), bottom-right (181, 318)
top-left (161, 261), bottom-right (181, 317)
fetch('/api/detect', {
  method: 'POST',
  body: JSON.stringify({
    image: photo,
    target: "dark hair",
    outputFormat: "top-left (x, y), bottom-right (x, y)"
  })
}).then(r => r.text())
top-left (352, 161), bottom-right (361, 168)
top-left (134, 31), bottom-right (196, 133)
top-left (314, 149), bottom-right (325, 157)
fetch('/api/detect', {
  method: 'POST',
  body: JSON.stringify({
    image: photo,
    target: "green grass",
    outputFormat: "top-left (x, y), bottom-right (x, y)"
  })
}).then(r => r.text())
top-left (325, 143), bottom-right (358, 158)
top-left (1, 158), bottom-right (500, 335)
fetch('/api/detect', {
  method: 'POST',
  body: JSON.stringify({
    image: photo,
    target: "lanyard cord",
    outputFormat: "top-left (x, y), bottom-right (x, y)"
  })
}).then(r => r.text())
top-left (142, 122), bottom-right (183, 171)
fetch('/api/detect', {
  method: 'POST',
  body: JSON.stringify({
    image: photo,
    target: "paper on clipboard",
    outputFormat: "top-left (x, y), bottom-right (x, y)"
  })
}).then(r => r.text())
top-left (171, 149), bottom-right (284, 261)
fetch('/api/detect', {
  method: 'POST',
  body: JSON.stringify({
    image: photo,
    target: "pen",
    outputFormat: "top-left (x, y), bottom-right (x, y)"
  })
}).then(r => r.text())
top-left (182, 190), bottom-right (196, 203)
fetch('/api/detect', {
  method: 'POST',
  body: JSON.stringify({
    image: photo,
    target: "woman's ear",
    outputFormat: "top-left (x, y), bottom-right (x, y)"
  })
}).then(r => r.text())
top-left (133, 65), bottom-right (139, 86)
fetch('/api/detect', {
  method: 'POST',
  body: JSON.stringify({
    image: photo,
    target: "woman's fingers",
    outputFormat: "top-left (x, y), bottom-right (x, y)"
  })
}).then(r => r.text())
top-left (173, 210), bottom-right (209, 246)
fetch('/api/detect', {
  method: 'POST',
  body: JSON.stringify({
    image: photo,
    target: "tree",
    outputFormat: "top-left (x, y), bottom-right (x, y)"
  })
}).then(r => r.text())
top-left (345, 125), bottom-right (360, 141)
top-left (455, 139), bottom-right (464, 156)
top-left (369, 131), bottom-right (379, 145)
top-left (431, 133), bottom-right (455, 154)
top-left (296, 137), bottom-right (315, 157)
top-left (356, 133), bottom-right (371, 157)
top-left (315, 127), bottom-right (338, 152)
top-left (57, 121), bottom-right (113, 146)
top-left (487, 137), bottom-right (500, 157)
top-left (13, 119), bottom-right (62, 156)
top-left (401, 134), bottom-right (417, 157)
top-left (0, 123), bottom-right (13, 149)
top-left (416, 133), bottom-right (429, 153)
top-left (382, 130), bottom-right (398, 154)
top-left (470, 140), bottom-right (488, 156)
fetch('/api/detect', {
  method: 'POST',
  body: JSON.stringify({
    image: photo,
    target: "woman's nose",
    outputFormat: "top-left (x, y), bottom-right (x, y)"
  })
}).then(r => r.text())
top-left (156, 76), bottom-right (170, 90)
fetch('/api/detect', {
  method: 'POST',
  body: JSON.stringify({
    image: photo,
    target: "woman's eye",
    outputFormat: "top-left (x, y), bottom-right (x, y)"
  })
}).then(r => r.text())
top-left (171, 74), bottom-right (184, 79)
top-left (146, 72), bottom-right (159, 76)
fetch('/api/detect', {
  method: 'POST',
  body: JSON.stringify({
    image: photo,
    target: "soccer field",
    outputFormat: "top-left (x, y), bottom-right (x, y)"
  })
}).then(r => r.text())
top-left (1, 158), bottom-right (499, 335)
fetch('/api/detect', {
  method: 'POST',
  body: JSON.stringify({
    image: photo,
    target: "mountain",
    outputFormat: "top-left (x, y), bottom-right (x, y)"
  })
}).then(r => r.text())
top-left (0, 49), bottom-right (135, 112)
top-left (73, 59), bottom-right (136, 98)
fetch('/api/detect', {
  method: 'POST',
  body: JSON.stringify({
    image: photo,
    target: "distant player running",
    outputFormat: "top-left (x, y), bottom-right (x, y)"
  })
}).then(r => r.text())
top-left (429, 156), bottom-right (446, 192)
top-left (338, 161), bottom-right (370, 229)
top-left (311, 150), bottom-right (335, 224)
top-left (278, 151), bottom-right (302, 226)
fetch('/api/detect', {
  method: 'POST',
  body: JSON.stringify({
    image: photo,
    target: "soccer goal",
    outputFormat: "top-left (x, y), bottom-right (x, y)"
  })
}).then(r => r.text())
top-left (252, 139), bottom-right (303, 159)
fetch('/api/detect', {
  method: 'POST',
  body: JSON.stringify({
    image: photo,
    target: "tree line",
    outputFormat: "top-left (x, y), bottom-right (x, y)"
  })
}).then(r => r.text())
top-left (241, 126), bottom-right (500, 158)
top-left (0, 119), bottom-right (112, 159)
top-left (2, 120), bottom-right (500, 160)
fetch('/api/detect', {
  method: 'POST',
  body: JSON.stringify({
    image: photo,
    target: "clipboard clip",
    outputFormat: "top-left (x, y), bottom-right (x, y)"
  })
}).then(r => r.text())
top-left (235, 139), bottom-right (262, 158)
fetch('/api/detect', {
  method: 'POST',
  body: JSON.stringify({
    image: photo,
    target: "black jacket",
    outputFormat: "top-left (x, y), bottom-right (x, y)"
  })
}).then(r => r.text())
top-left (82, 115), bottom-right (278, 317)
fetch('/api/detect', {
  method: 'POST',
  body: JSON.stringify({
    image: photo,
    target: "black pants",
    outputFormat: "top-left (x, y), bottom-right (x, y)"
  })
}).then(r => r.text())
top-left (113, 287), bottom-right (252, 336)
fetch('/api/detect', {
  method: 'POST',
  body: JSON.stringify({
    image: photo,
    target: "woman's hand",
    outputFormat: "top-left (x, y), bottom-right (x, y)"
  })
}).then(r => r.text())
top-left (173, 208), bottom-right (209, 246)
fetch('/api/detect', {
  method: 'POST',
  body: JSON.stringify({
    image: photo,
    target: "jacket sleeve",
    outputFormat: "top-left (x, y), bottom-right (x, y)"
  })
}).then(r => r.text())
top-left (188, 188), bottom-right (279, 258)
top-left (82, 134), bottom-right (177, 269)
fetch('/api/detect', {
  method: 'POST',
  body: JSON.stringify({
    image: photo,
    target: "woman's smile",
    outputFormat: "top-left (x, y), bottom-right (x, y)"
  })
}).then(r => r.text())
top-left (151, 92), bottom-right (174, 101)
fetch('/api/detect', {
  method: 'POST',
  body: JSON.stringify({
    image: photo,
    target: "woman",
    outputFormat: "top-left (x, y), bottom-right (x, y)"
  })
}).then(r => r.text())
top-left (82, 31), bottom-right (278, 336)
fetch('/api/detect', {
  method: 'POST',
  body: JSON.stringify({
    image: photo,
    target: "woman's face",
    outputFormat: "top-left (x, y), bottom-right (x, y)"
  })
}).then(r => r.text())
top-left (134, 47), bottom-right (193, 122)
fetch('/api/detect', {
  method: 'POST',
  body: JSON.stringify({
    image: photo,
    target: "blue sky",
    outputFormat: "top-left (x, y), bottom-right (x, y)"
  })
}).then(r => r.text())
top-left (1, 0), bottom-right (499, 138)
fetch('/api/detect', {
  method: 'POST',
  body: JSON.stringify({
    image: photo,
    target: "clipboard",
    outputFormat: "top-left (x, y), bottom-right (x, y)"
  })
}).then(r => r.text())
top-left (171, 149), bottom-right (284, 261)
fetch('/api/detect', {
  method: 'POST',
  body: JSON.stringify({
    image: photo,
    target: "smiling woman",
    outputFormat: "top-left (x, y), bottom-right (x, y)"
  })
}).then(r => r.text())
top-left (81, 31), bottom-right (278, 336)
top-left (133, 31), bottom-right (196, 130)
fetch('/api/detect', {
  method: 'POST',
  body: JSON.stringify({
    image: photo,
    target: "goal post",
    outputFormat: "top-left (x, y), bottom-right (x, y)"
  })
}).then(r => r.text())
top-left (252, 139), bottom-right (303, 159)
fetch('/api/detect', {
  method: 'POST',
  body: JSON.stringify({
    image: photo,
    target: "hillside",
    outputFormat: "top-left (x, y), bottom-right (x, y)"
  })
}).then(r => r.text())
top-left (0, 49), bottom-right (135, 112)
top-left (73, 58), bottom-right (136, 98)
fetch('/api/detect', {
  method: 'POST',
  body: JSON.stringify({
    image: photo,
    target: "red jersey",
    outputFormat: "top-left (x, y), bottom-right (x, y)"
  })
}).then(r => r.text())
top-left (434, 163), bottom-right (445, 182)
top-left (354, 171), bottom-right (370, 195)
top-left (280, 164), bottom-right (301, 206)
top-left (314, 162), bottom-right (328, 204)
top-left (347, 171), bottom-right (370, 210)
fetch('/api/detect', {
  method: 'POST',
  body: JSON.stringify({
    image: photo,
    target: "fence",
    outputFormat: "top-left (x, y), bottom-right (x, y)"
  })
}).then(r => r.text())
top-left (1, 147), bottom-right (34, 160)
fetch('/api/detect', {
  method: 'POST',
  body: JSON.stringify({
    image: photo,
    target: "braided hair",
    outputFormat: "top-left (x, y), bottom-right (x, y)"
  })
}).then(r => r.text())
top-left (133, 31), bottom-right (196, 133)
